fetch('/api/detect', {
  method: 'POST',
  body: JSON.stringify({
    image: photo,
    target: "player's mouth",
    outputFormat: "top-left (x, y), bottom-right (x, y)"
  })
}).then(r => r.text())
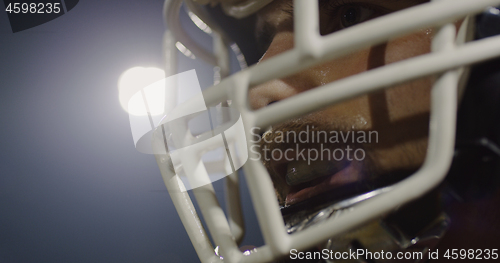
top-left (264, 148), bottom-right (368, 206)
top-left (273, 157), bottom-right (415, 222)
top-left (283, 159), bottom-right (361, 206)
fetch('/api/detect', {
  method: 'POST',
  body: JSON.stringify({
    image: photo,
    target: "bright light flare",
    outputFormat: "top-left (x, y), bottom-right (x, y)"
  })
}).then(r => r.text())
top-left (118, 67), bottom-right (165, 116)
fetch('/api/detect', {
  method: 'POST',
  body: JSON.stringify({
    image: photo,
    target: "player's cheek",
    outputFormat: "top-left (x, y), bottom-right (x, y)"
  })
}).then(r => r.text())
top-left (377, 31), bottom-right (433, 121)
top-left (385, 78), bottom-right (432, 122)
top-left (384, 29), bottom-right (433, 65)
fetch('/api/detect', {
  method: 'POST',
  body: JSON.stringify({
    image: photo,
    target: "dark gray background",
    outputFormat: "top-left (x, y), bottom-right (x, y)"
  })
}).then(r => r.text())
top-left (0, 1), bottom-right (263, 262)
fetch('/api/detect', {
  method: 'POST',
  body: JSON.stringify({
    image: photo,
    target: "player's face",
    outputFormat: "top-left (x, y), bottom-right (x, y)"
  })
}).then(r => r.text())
top-left (249, 0), bottom-right (435, 206)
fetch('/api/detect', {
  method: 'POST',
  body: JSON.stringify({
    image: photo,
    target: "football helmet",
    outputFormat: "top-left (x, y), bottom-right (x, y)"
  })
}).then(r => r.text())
top-left (144, 0), bottom-right (500, 262)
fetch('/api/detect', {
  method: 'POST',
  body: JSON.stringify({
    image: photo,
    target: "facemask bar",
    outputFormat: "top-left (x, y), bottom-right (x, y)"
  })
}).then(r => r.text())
top-left (160, 0), bottom-right (249, 262)
top-left (156, 0), bottom-right (500, 262)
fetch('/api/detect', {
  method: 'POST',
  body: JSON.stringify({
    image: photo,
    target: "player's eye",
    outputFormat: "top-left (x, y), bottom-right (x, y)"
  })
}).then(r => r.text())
top-left (339, 5), bottom-right (376, 28)
top-left (320, 1), bottom-right (389, 35)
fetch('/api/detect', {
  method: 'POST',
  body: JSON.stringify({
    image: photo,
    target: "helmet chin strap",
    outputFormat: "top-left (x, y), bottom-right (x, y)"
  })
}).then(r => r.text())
top-left (283, 188), bottom-right (449, 263)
